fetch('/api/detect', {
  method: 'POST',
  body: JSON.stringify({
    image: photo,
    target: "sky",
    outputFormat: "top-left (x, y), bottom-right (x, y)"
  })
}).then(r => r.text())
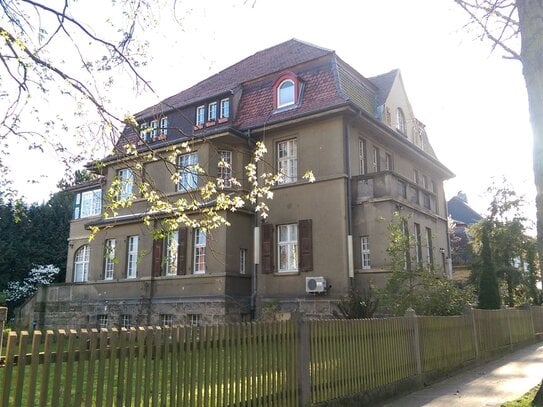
top-left (8, 0), bottom-right (536, 227)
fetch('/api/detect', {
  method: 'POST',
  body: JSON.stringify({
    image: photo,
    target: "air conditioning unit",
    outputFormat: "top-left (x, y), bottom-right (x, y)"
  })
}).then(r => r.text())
top-left (306, 277), bottom-right (328, 294)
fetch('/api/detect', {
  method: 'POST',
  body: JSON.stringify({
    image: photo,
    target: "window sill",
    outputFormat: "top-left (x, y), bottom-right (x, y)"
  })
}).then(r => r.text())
top-left (273, 271), bottom-right (300, 276)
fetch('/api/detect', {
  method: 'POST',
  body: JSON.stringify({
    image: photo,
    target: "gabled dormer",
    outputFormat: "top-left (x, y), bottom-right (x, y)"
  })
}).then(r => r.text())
top-left (272, 71), bottom-right (303, 112)
top-left (369, 69), bottom-right (435, 157)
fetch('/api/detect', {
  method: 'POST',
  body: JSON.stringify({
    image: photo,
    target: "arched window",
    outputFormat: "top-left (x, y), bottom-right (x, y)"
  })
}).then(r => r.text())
top-left (277, 79), bottom-right (295, 108)
top-left (74, 245), bottom-right (90, 282)
top-left (396, 108), bottom-right (406, 135)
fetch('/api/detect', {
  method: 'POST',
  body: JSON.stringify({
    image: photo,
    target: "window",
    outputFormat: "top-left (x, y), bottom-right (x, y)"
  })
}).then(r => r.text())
top-left (277, 79), bottom-right (295, 108)
top-left (396, 108), bottom-right (406, 135)
top-left (189, 314), bottom-right (201, 327)
top-left (74, 189), bottom-right (102, 219)
top-left (74, 245), bottom-right (90, 282)
top-left (220, 98), bottom-right (230, 119)
top-left (402, 220), bottom-right (410, 270)
top-left (104, 239), bottom-right (116, 280)
top-left (193, 228), bottom-right (206, 274)
top-left (161, 314), bottom-right (173, 327)
top-left (164, 230), bottom-right (179, 276)
top-left (240, 248), bottom-right (247, 274)
top-left (422, 175), bottom-right (428, 189)
top-left (423, 193), bottom-right (431, 210)
top-left (431, 180), bottom-right (436, 193)
top-left (361, 236), bottom-right (371, 270)
top-left (385, 107), bottom-right (391, 125)
top-left (277, 139), bottom-right (297, 184)
top-left (150, 120), bottom-right (158, 139)
top-left (359, 138), bottom-right (367, 175)
top-left (278, 223), bottom-right (298, 272)
top-left (178, 153), bottom-right (198, 191)
top-left (140, 122), bottom-right (149, 141)
top-left (426, 227), bottom-right (434, 267)
top-left (372, 147), bottom-right (380, 172)
top-left (385, 153), bottom-right (393, 171)
top-left (97, 314), bottom-right (108, 329)
top-left (217, 150), bottom-right (232, 188)
top-left (413, 169), bottom-right (419, 184)
top-left (208, 102), bottom-right (217, 121)
top-left (196, 105), bottom-right (205, 126)
top-left (126, 235), bottom-right (139, 278)
top-left (414, 223), bottom-right (423, 265)
top-left (397, 180), bottom-right (407, 199)
top-left (117, 168), bottom-right (134, 200)
top-left (121, 314), bottom-right (131, 329)
top-left (160, 117), bottom-right (168, 136)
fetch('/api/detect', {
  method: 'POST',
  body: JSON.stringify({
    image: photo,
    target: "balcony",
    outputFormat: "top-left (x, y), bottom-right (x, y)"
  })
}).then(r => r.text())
top-left (352, 171), bottom-right (437, 214)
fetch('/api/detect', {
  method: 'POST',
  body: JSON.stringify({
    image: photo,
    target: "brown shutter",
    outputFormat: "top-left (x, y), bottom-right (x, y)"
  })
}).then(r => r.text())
top-left (151, 238), bottom-right (163, 277)
top-left (261, 223), bottom-right (274, 274)
top-left (177, 227), bottom-right (188, 275)
top-left (299, 219), bottom-right (313, 272)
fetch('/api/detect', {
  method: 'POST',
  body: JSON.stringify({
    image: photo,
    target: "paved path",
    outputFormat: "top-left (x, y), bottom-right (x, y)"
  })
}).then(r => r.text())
top-left (383, 342), bottom-right (543, 407)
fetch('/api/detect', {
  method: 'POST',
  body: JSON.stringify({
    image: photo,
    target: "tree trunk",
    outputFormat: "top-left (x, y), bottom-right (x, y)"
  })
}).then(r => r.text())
top-left (517, 0), bottom-right (543, 400)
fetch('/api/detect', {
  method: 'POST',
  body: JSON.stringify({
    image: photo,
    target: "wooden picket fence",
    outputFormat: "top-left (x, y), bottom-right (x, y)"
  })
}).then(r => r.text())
top-left (0, 306), bottom-right (542, 406)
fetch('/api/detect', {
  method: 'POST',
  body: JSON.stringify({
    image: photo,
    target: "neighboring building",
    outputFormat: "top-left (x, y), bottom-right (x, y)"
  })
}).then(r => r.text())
top-left (448, 191), bottom-right (483, 267)
top-left (24, 39), bottom-right (454, 329)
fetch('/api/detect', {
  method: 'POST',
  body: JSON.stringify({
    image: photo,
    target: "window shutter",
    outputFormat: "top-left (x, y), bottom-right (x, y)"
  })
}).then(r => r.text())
top-left (151, 238), bottom-right (163, 277)
top-left (177, 227), bottom-right (188, 275)
top-left (261, 223), bottom-right (274, 274)
top-left (299, 219), bottom-right (313, 272)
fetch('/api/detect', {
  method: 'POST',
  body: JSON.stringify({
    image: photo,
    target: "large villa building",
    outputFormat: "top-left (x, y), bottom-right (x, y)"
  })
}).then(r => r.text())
top-left (21, 39), bottom-right (454, 329)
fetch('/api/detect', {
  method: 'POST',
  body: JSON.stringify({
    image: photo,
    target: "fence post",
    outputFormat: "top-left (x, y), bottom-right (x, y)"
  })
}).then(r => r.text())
top-left (297, 317), bottom-right (311, 407)
top-left (405, 308), bottom-right (421, 376)
top-left (0, 307), bottom-right (7, 359)
top-left (505, 308), bottom-right (513, 349)
top-left (464, 304), bottom-right (479, 360)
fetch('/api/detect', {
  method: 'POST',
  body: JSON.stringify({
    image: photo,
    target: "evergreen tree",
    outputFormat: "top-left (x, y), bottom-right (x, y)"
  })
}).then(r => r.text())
top-left (525, 239), bottom-right (541, 305)
top-left (477, 221), bottom-right (501, 309)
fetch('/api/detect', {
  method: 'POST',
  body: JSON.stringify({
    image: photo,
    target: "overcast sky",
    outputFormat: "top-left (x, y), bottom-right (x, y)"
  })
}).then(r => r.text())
top-left (8, 0), bottom-right (535, 227)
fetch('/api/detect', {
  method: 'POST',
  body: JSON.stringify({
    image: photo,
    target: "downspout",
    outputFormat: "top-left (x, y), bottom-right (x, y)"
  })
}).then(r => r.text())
top-left (246, 129), bottom-right (259, 319)
top-left (344, 117), bottom-right (355, 288)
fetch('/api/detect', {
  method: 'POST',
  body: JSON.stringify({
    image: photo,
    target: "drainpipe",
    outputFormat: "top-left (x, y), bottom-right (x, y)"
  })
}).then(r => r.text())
top-left (344, 118), bottom-right (355, 288)
top-left (246, 129), bottom-right (259, 319)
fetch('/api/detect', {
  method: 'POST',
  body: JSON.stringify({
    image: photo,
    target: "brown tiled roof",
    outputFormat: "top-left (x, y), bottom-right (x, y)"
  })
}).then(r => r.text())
top-left (136, 39), bottom-right (334, 119)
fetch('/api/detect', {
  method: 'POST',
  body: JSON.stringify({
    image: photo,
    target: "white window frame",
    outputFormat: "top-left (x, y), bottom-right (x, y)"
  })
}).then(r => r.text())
top-left (240, 248), bottom-right (247, 274)
top-left (277, 223), bottom-right (298, 272)
top-left (104, 239), bottom-right (116, 280)
top-left (426, 227), bottom-right (434, 267)
top-left (150, 120), bottom-right (158, 139)
top-left (140, 122), bottom-right (149, 141)
top-left (161, 314), bottom-right (173, 327)
top-left (385, 153), bottom-right (393, 171)
top-left (97, 314), bottom-right (108, 329)
top-left (178, 153), bottom-right (198, 191)
top-left (220, 98), bottom-right (230, 119)
top-left (193, 228), bottom-right (206, 274)
top-left (121, 314), bottom-right (131, 329)
top-left (126, 235), bottom-right (139, 278)
top-left (189, 314), bottom-right (201, 327)
top-left (277, 79), bottom-right (295, 108)
top-left (359, 138), bottom-right (366, 175)
top-left (277, 139), bottom-right (297, 184)
top-left (217, 150), bottom-right (232, 188)
top-left (361, 236), bottom-right (371, 270)
top-left (396, 108), bottom-right (406, 135)
top-left (117, 168), bottom-right (134, 201)
top-left (372, 147), bottom-right (380, 172)
top-left (414, 223), bottom-right (422, 264)
top-left (74, 245), bottom-right (90, 282)
top-left (196, 105), bottom-right (205, 125)
top-left (164, 230), bottom-right (179, 276)
top-left (160, 116), bottom-right (168, 136)
top-left (208, 102), bottom-right (217, 121)
top-left (74, 189), bottom-right (102, 219)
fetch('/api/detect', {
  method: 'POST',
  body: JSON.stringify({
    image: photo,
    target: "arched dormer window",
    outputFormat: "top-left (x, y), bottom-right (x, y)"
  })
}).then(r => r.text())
top-left (273, 72), bottom-right (300, 110)
top-left (396, 108), bottom-right (406, 136)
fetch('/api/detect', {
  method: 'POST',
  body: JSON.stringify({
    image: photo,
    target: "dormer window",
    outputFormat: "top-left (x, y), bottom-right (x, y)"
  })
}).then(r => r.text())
top-left (140, 122), bottom-right (149, 141)
top-left (196, 105), bottom-right (205, 126)
top-left (160, 117), bottom-right (168, 136)
top-left (273, 72), bottom-right (300, 110)
top-left (396, 108), bottom-right (406, 135)
top-left (208, 102), bottom-right (217, 122)
top-left (220, 98), bottom-right (230, 119)
top-left (278, 80), bottom-right (295, 108)
top-left (150, 120), bottom-right (158, 139)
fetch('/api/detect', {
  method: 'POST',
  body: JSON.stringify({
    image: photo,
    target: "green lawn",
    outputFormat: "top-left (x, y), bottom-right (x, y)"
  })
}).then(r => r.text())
top-left (502, 384), bottom-right (542, 407)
